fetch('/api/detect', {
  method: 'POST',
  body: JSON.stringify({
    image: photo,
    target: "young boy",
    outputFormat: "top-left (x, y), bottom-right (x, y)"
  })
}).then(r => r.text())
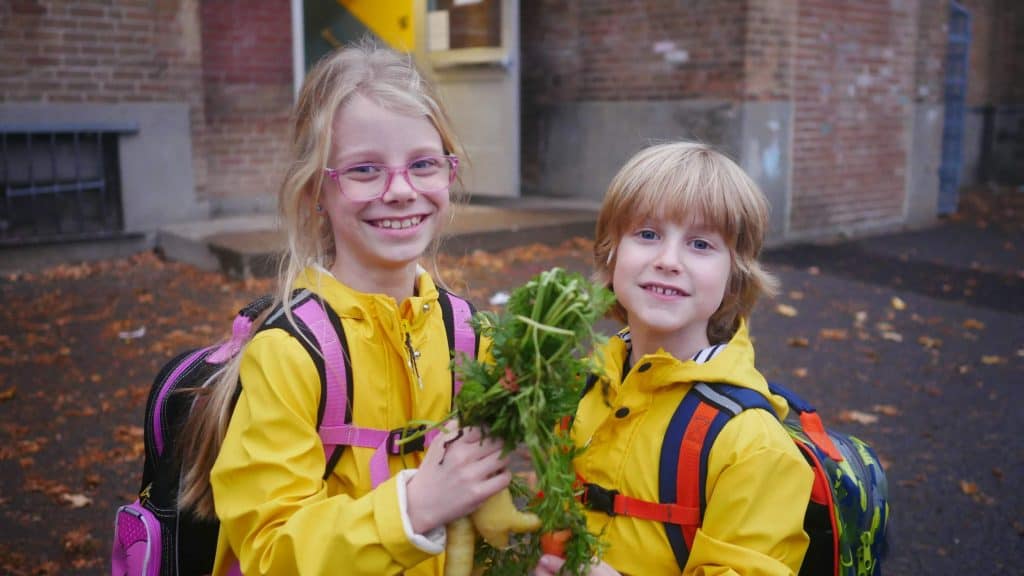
top-left (537, 142), bottom-right (813, 575)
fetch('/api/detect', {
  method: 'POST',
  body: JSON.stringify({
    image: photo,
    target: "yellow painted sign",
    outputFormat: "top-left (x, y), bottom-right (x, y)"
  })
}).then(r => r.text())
top-left (337, 0), bottom-right (415, 51)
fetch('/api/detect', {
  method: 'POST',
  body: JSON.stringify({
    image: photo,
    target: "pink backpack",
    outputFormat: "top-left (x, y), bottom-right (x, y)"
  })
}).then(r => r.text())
top-left (112, 289), bottom-right (477, 575)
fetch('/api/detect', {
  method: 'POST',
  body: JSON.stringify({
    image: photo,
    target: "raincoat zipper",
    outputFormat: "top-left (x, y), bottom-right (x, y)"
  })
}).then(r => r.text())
top-left (403, 320), bottom-right (423, 389)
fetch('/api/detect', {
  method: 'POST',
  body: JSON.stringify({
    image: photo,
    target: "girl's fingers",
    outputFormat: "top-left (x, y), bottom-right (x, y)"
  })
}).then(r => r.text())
top-left (535, 554), bottom-right (566, 576)
top-left (479, 467), bottom-right (512, 495)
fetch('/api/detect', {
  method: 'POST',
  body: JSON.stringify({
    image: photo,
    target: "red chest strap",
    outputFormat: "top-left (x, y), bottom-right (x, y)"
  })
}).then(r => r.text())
top-left (581, 482), bottom-right (701, 526)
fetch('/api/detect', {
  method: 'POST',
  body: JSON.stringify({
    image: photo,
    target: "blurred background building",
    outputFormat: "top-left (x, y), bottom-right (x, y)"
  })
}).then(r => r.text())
top-left (1, 0), bottom-right (1020, 250)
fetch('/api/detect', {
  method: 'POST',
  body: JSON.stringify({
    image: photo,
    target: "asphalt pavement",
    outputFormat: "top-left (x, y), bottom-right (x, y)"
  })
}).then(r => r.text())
top-left (0, 188), bottom-right (1020, 574)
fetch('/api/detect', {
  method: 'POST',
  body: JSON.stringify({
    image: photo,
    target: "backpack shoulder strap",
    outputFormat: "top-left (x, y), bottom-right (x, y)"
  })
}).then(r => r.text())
top-left (658, 382), bottom-right (774, 571)
top-left (261, 288), bottom-right (481, 487)
top-left (766, 381), bottom-right (843, 461)
top-left (262, 290), bottom-right (353, 478)
top-left (437, 287), bottom-right (479, 397)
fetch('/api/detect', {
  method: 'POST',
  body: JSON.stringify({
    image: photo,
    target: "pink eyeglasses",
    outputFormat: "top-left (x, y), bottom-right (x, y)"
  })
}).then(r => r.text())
top-left (324, 155), bottom-right (459, 202)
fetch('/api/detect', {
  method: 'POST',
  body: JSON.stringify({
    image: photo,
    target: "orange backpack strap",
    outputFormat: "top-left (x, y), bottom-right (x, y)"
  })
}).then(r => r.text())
top-left (655, 383), bottom-right (755, 569)
top-left (579, 383), bottom-right (772, 571)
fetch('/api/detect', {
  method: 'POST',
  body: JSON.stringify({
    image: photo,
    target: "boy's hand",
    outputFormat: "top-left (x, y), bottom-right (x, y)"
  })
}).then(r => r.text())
top-left (533, 554), bottom-right (621, 576)
top-left (406, 422), bottom-right (510, 533)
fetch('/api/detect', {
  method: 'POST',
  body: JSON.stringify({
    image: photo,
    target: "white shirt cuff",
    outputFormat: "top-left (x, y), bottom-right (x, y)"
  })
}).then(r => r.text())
top-left (396, 469), bottom-right (447, 554)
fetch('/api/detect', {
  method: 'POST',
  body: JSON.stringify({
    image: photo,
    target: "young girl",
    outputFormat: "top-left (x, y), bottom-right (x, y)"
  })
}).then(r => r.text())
top-left (177, 44), bottom-right (513, 575)
top-left (537, 142), bottom-right (813, 575)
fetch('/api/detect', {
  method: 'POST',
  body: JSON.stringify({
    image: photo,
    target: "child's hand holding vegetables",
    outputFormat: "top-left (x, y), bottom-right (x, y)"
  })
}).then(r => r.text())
top-left (401, 268), bottom-right (613, 575)
top-left (406, 422), bottom-right (541, 576)
top-left (405, 423), bottom-right (510, 535)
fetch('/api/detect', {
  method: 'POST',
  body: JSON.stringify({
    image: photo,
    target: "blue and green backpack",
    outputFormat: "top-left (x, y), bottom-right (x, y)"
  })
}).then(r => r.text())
top-left (581, 379), bottom-right (890, 576)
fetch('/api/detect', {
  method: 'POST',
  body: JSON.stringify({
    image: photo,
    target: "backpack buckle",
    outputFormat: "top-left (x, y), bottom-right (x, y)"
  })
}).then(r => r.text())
top-left (387, 425), bottom-right (428, 455)
top-left (582, 483), bottom-right (619, 516)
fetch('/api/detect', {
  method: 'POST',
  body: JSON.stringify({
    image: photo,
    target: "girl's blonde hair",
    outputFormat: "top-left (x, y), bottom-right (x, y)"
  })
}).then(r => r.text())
top-left (593, 141), bottom-right (778, 344)
top-left (177, 41), bottom-right (462, 519)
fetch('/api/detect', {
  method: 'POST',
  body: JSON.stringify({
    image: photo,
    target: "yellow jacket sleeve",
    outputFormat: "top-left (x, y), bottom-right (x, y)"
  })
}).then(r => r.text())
top-left (210, 329), bottom-right (435, 575)
top-left (684, 409), bottom-right (813, 576)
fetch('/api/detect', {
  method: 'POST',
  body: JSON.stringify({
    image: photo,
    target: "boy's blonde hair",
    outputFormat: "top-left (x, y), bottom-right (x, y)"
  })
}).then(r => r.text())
top-left (177, 42), bottom-right (462, 519)
top-left (593, 141), bottom-right (778, 344)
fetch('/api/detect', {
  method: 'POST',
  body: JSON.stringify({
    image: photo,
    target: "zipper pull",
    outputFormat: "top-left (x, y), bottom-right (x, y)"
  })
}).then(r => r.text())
top-left (405, 331), bottom-right (423, 389)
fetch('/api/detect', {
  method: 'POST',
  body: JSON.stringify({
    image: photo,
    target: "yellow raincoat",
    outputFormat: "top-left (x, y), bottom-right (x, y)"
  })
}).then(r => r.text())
top-left (210, 267), bottom-right (479, 575)
top-left (572, 322), bottom-right (813, 575)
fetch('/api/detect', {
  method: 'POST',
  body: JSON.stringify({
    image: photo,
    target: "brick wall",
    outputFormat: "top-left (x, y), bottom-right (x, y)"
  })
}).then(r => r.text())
top-left (521, 0), bottom-right (751, 194)
top-left (1, 0), bottom-right (208, 195)
top-left (989, 0), bottom-right (1024, 104)
top-left (914, 0), bottom-right (950, 106)
top-left (522, 0), bottom-right (748, 104)
top-left (0, 0), bottom-right (295, 208)
top-left (961, 0), bottom-right (993, 106)
top-left (958, 0), bottom-right (1024, 106)
top-left (200, 0), bottom-right (293, 210)
top-left (743, 0), bottom-right (797, 100)
top-left (789, 0), bottom-right (918, 234)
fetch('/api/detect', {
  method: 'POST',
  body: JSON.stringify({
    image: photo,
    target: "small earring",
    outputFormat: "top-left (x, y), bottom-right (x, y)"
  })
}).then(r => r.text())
top-left (315, 203), bottom-right (323, 213)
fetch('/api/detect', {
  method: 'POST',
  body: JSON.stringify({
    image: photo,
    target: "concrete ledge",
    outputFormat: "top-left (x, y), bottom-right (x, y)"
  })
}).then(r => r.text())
top-left (156, 203), bottom-right (597, 279)
top-left (0, 234), bottom-right (151, 274)
top-left (157, 214), bottom-right (277, 273)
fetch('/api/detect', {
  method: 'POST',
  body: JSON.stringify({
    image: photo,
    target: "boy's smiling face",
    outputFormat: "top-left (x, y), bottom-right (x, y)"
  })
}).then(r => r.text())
top-left (612, 215), bottom-right (733, 358)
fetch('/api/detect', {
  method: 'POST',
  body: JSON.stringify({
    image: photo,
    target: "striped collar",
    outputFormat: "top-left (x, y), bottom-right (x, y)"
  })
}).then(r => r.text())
top-left (620, 330), bottom-right (728, 378)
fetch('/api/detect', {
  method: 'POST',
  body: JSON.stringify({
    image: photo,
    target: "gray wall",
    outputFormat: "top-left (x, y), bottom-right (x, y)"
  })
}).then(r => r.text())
top-left (739, 102), bottom-right (792, 241)
top-left (524, 99), bottom-right (793, 242)
top-left (528, 100), bottom-right (741, 198)
top-left (0, 102), bottom-right (204, 236)
top-left (906, 102), bottom-right (944, 226)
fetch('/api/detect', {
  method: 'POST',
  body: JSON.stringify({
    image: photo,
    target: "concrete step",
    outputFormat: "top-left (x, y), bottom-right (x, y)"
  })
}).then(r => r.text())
top-left (158, 200), bottom-right (599, 279)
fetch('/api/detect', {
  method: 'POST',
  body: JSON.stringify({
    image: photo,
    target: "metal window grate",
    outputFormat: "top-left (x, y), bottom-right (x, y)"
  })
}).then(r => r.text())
top-left (1, 122), bottom-right (138, 245)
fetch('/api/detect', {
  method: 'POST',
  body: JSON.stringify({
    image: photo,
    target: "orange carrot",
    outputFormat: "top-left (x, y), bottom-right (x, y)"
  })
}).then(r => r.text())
top-left (539, 529), bottom-right (572, 558)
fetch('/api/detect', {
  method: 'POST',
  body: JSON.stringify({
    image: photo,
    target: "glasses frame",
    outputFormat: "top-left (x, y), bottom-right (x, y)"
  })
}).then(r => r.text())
top-left (324, 155), bottom-right (459, 202)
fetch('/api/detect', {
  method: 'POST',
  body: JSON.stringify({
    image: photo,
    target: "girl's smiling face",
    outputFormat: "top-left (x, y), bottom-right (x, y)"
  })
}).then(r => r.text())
top-left (322, 94), bottom-right (450, 292)
top-left (612, 215), bottom-right (733, 358)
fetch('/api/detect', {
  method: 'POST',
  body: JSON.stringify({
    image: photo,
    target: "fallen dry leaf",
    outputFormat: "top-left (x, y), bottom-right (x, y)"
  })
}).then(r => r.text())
top-left (918, 336), bottom-right (943, 349)
top-left (792, 367), bottom-right (808, 378)
top-left (981, 355), bottom-right (1007, 365)
top-left (775, 304), bottom-right (798, 317)
top-left (962, 318), bottom-right (986, 330)
top-left (62, 527), bottom-right (98, 554)
top-left (820, 328), bottom-right (849, 341)
top-left (60, 492), bottom-right (93, 509)
top-left (0, 386), bottom-right (15, 402)
top-left (881, 331), bottom-right (903, 342)
top-left (872, 404), bottom-right (902, 416)
top-left (891, 296), bottom-right (907, 311)
top-left (958, 480), bottom-right (996, 505)
top-left (838, 410), bottom-right (879, 425)
top-left (787, 337), bottom-right (809, 348)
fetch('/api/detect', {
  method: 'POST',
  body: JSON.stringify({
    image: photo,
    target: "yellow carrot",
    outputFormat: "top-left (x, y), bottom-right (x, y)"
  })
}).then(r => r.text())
top-left (444, 516), bottom-right (476, 576)
top-left (470, 487), bottom-right (541, 549)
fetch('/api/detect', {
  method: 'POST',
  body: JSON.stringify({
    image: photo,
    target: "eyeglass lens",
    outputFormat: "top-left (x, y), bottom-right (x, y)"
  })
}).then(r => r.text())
top-left (338, 157), bottom-right (453, 201)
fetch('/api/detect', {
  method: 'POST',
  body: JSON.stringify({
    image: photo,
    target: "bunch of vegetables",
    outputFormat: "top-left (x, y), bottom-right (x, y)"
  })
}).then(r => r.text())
top-left (443, 267), bottom-right (616, 575)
